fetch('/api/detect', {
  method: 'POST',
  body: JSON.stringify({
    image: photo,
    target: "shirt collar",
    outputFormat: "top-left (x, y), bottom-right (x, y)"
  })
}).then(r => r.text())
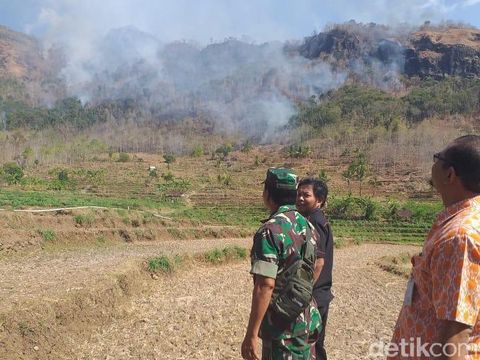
top-left (305, 207), bottom-right (322, 217)
top-left (435, 194), bottom-right (480, 225)
top-left (261, 204), bottom-right (296, 223)
top-left (272, 204), bottom-right (296, 216)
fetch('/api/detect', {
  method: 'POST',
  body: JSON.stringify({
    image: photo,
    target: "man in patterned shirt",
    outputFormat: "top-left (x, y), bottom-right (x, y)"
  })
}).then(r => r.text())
top-left (241, 168), bottom-right (322, 360)
top-left (388, 135), bottom-right (480, 359)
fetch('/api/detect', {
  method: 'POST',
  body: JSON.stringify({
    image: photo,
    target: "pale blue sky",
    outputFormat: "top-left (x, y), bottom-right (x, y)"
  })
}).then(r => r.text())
top-left (1, 0), bottom-right (480, 43)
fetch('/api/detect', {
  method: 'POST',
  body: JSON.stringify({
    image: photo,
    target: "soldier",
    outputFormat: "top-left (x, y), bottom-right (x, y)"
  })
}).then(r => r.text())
top-left (241, 168), bottom-right (322, 360)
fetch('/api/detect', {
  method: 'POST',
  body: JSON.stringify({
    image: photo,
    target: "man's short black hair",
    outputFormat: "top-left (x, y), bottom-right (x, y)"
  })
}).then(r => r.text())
top-left (444, 135), bottom-right (480, 193)
top-left (298, 177), bottom-right (328, 207)
top-left (264, 181), bottom-right (297, 206)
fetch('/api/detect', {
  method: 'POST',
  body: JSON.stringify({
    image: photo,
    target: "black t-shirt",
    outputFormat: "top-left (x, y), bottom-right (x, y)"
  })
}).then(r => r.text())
top-left (308, 208), bottom-right (334, 306)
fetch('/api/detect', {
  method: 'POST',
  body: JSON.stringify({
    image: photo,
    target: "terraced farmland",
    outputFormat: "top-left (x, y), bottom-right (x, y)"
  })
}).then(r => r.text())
top-left (331, 219), bottom-right (430, 244)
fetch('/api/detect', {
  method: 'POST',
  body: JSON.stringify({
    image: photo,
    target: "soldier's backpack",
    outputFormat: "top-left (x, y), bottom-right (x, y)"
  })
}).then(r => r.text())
top-left (269, 225), bottom-right (316, 322)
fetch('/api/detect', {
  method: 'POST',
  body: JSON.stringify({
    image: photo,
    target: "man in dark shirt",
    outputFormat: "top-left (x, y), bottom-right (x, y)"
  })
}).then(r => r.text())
top-left (296, 178), bottom-right (334, 360)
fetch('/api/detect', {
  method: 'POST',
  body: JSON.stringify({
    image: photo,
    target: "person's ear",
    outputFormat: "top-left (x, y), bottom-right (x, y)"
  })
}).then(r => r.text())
top-left (446, 166), bottom-right (456, 184)
top-left (264, 187), bottom-right (269, 200)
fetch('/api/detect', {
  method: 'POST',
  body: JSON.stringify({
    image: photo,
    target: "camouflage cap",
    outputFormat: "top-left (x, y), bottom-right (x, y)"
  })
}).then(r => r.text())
top-left (264, 167), bottom-right (298, 190)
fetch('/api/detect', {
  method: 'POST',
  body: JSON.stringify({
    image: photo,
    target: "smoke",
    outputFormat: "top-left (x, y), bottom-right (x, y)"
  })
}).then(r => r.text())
top-left (324, 0), bottom-right (480, 26)
top-left (11, 0), bottom-right (480, 141)
top-left (25, 1), bottom-right (480, 78)
top-left (28, 25), bottom-right (346, 141)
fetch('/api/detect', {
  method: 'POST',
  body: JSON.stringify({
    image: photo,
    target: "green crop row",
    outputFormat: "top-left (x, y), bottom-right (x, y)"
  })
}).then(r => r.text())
top-left (0, 189), bottom-right (181, 210)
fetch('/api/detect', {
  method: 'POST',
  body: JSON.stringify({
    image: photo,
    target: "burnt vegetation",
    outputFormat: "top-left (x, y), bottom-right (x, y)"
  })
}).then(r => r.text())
top-left (0, 21), bottom-right (480, 166)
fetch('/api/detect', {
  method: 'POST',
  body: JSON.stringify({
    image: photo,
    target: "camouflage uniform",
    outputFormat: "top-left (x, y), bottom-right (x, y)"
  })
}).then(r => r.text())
top-left (251, 202), bottom-right (322, 360)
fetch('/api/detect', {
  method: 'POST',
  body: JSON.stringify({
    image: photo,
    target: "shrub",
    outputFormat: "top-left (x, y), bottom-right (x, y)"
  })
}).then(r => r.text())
top-left (2, 162), bottom-right (24, 184)
top-left (328, 196), bottom-right (380, 220)
top-left (47, 179), bottom-right (69, 190)
top-left (39, 229), bottom-right (55, 242)
top-left (46, 169), bottom-right (76, 190)
top-left (118, 152), bottom-right (130, 162)
top-left (148, 255), bottom-right (183, 273)
top-left (57, 169), bottom-right (69, 182)
top-left (334, 238), bottom-right (346, 249)
top-left (318, 169), bottom-right (329, 183)
top-left (401, 201), bottom-right (442, 223)
top-left (73, 213), bottom-right (95, 226)
top-left (363, 198), bottom-right (379, 220)
top-left (288, 145), bottom-right (312, 158)
top-left (158, 177), bottom-right (191, 192)
top-left (215, 144), bottom-right (233, 159)
top-left (203, 246), bottom-right (247, 264)
top-left (385, 200), bottom-right (401, 221)
top-left (329, 197), bottom-right (363, 219)
top-left (22, 147), bottom-right (33, 163)
top-left (217, 173), bottom-right (232, 187)
top-left (204, 248), bottom-right (223, 263)
top-left (191, 146), bottom-right (204, 157)
top-left (241, 140), bottom-right (253, 153)
top-left (149, 168), bottom-right (158, 177)
top-left (163, 154), bottom-right (176, 165)
top-left (18, 176), bottom-right (47, 189)
top-left (161, 172), bottom-right (175, 182)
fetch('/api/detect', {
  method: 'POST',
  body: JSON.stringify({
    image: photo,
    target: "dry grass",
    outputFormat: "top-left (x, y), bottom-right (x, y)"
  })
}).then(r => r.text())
top-left (375, 252), bottom-right (418, 279)
top-left (413, 27), bottom-right (480, 50)
top-left (0, 241), bottom-right (421, 359)
top-left (0, 237), bottom-right (422, 359)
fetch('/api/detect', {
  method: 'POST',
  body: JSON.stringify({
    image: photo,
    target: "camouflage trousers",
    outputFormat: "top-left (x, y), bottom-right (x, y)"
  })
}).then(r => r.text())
top-left (261, 333), bottom-right (318, 360)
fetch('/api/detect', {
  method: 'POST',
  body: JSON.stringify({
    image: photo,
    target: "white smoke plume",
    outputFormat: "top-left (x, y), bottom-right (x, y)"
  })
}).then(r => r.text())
top-left (9, 0), bottom-right (480, 140)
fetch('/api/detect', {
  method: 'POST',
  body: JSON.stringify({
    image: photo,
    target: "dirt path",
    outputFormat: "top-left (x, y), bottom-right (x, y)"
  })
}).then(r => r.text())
top-left (67, 243), bottom-right (420, 360)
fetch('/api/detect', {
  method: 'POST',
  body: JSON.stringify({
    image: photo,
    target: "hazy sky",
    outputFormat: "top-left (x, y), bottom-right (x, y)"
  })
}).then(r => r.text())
top-left (1, 0), bottom-right (480, 43)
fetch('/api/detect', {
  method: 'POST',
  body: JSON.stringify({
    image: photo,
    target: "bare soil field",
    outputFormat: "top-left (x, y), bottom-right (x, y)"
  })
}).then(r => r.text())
top-left (0, 240), bottom-right (420, 359)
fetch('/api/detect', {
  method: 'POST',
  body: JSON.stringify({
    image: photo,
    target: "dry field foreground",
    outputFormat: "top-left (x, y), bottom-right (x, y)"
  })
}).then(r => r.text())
top-left (0, 240), bottom-right (420, 360)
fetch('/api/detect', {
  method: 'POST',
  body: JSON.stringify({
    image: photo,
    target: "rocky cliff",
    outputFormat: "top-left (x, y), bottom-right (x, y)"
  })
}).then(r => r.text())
top-left (405, 27), bottom-right (480, 78)
top-left (298, 23), bottom-right (480, 79)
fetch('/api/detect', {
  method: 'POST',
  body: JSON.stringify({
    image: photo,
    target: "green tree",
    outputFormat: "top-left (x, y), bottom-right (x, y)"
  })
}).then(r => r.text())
top-left (343, 152), bottom-right (369, 195)
top-left (22, 147), bottom-right (34, 165)
top-left (163, 154), bottom-right (176, 169)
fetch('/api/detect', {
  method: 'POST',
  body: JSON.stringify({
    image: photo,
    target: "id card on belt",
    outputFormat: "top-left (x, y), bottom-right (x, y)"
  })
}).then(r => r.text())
top-left (403, 277), bottom-right (415, 306)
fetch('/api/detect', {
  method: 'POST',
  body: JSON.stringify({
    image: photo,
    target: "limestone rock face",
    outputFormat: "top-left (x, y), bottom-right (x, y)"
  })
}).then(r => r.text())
top-left (297, 24), bottom-right (480, 79)
top-left (405, 28), bottom-right (480, 78)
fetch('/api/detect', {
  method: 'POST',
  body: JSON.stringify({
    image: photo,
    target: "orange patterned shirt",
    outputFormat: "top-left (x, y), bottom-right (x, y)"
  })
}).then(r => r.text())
top-left (389, 196), bottom-right (480, 360)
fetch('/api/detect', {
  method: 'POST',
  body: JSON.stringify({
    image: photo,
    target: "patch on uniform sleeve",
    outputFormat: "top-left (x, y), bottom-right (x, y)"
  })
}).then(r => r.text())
top-left (250, 260), bottom-right (278, 279)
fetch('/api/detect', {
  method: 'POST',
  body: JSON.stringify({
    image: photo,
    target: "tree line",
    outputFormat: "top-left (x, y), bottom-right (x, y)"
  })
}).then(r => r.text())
top-left (0, 77), bottom-right (479, 133)
top-left (290, 77), bottom-right (480, 130)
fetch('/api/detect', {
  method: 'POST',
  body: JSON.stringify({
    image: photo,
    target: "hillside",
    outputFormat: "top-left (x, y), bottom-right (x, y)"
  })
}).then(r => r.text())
top-left (0, 25), bottom-right (43, 79)
top-left (1, 22), bottom-right (480, 102)
top-left (0, 26), bottom-right (65, 105)
top-left (0, 22), bottom-right (479, 161)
